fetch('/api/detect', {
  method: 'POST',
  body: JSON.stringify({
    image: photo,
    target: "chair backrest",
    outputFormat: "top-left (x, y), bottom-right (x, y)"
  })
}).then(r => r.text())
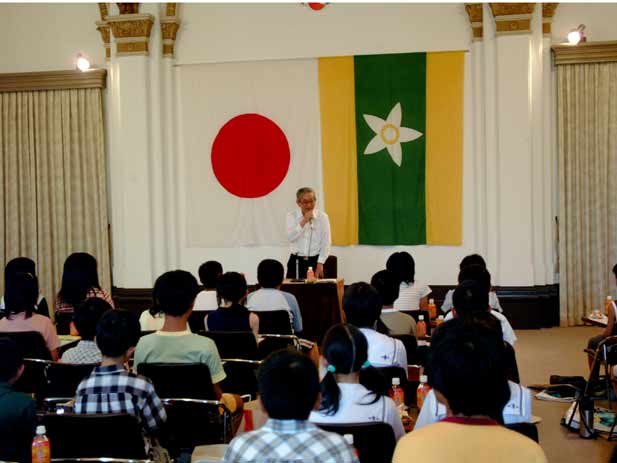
top-left (54, 311), bottom-right (73, 335)
top-left (45, 362), bottom-right (98, 397)
top-left (401, 310), bottom-right (432, 335)
top-left (42, 413), bottom-right (147, 458)
top-left (323, 255), bottom-right (337, 278)
top-left (506, 422), bottom-right (539, 443)
top-left (316, 422), bottom-right (396, 463)
top-left (220, 359), bottom-right (261, 398)
top-left (257, 310), bottom-right (293, 335)
top-left (201, 331), bottom-right (258, 360)
top-left (137, 362), bottom-right (217, 400)
top-left (391, 334), bottom-right (418, 364)
top-left (0, 331), bottom-right (51, 360)
top-left (188, 311), bottom-right (208, 332)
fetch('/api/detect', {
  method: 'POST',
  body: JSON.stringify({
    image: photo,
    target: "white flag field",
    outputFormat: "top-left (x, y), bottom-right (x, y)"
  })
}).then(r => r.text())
top-left (178, 59), bottom-right (323, 247)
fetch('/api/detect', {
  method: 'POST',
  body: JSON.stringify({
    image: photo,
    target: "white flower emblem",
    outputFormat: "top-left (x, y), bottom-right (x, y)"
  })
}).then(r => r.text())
top-left (363, 102), bottom-right (423, 167)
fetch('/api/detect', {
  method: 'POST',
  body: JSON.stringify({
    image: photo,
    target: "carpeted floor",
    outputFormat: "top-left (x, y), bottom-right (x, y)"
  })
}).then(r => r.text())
top-left (516, 326), bottom-right (615, 462)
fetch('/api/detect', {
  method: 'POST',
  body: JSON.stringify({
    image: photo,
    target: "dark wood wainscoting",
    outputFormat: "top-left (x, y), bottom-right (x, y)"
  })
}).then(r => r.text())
top-left (112, 284), bottom-right (560, 330)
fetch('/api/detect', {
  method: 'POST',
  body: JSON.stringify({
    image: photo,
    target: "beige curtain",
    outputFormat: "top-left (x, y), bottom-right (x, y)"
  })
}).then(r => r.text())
top-left (558, 62), bottom-right (617, 326)
top-left (0, 88), bottom-right (111, 316)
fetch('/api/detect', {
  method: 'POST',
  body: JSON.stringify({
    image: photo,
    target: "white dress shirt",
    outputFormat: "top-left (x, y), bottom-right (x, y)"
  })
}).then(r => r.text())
top-left (286, 208), bottom-right (331, 264)
top-left (194, 290), bottom-right (219, 312)
top-left (414, 381), bottom-right (532, 429)
top-left (309, 382), bottom-right (405, 441)
top-left (444, 309), bottom-right (517, 347)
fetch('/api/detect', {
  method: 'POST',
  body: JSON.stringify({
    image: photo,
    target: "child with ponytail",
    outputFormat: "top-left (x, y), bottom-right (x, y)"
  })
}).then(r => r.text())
top-left (309, 323), bottom-right (405, 441)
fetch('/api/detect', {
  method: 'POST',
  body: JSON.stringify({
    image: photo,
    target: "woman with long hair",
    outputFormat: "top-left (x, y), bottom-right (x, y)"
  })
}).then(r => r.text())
top-left (386, 251), bottom-right (431, 311)
top-left (309, 323), bottom-right (405, 441)
top-left (55, 252), bottom-right (114, 316)
top-left (1, 257), bottom-right (49, 317)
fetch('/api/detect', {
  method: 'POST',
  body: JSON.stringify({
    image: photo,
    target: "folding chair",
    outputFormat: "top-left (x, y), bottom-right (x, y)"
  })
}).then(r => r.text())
top-left (136, 363), bottom-right (217, 400)
top-left (201, 331), bottom-right (259, 360)
top-left (316, 422), bottom-right (396, 463)
top-left (257, 310), bottom-right (294, 335)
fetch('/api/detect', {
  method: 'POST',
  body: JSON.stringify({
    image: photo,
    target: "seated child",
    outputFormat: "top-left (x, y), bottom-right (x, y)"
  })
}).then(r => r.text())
top-left (194, 260), bottom-right (223, 312)
top-left (309, 323), bottom-right (405, 440)
top-left (74, 309), bottom-right (166, 437)
top-left (61, 298), bottom-right (111, 364)
top-left (206, 271), bottom-right (259, 337)
top-left (224, 349), bottom-right (359, 463)
top-left (371, 269), bottom-right (417, 337)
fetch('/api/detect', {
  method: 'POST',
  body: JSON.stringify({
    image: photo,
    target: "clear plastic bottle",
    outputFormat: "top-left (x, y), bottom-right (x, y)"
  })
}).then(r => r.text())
top-left (416, 375), bottom-right (431, 409)
top-left (306, 266), bottom-right (315, 282)
top-left (416, 315), bottom-right (427, 338)
top-left (605, 296), bottom-right (613, 316)
top-left (343, 433), bottom-right (360, 458)
top-left (32, 425), bottom-right (51, 463)
top-left (435, 315), bottom-right (445, 327)
top-left (427, 298), bottom-right (437, 320)
top-left (390, 377), bottom-right (405, 408)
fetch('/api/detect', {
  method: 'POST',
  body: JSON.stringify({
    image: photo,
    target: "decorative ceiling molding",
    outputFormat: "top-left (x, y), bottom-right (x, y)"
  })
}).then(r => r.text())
top-left (96, 21), bottom-right (112, 61)
top-left (464, 4), bottom-right (483, 42)
top-left (490, 3), bottom-right (536, 36)
top-left (166, 3), bottom-right (177, 17)
top-left (0, 69), bottom-right (107, 93)
top-left (542, 3), bottom-right (558, 36)
top-left (552, 41), bottom-right (617, 65)
top-left (107, 13), bottom-right (154, 56)
top-left (98, 3), bottom-right (109, 20)
top-left (117, 3), bottom-right (139, 15)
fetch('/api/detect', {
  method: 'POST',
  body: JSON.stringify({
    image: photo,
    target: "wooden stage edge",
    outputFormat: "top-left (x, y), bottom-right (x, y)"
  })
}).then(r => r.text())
top-left (112, 283), bottom-right (560, 331)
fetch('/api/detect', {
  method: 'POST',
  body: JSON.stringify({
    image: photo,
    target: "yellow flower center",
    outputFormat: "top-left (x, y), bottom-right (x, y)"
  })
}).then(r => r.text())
top-left (380, 123), bottom-right (400, 145)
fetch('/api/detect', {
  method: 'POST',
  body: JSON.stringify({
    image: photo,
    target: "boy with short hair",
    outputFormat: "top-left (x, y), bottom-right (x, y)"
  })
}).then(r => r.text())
top-left (74, 309), bottom-right (166, 436)
top-left (61, 297), bottom-right (111, 364)
top-left (224, 349), bottom-right (359, 463)
top-left (247, 259), bottom-right (303, 334)
top-left (0, 337), bottom-right (37, 463)
top-left (194, 261), bottom-right (223, 312)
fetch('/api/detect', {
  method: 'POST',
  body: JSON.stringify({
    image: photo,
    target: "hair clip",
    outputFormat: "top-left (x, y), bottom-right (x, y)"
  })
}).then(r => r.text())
top-left (362, 360), bottom-right (371, 368)
top-left (327, 364), bottom-right (336, 373)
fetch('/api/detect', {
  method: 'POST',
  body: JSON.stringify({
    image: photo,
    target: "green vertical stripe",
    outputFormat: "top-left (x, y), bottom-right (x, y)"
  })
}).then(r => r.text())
top-left (355, 52), bottom-right (427, 245)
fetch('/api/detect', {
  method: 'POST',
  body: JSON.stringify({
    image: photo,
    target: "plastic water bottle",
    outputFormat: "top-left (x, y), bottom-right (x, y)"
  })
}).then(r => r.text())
top-left (390, 377), bottom-right (405, 408)
top-left (428, 298), bottom-right (437, 319)
top-left (605, 296), bottom-right (613, 316)
top-left (435, 315), bottom-right (445, 327)
top-left (306, 266), bottom-right (315, 282)
top-left (343, 433), bottom-right (360, 458)
top-left (32, 425), bottom-right (51, 463)
top-left (416, 375), bottom-right (431, 409)
top-left (416, 315), bottom-right (427, 338)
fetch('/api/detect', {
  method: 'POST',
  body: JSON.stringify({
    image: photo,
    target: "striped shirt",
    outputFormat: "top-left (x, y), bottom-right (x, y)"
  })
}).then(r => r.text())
top-left (392, 281), bottom-right (431, 311)
top-left (55, 288), bottom-right (115, 315)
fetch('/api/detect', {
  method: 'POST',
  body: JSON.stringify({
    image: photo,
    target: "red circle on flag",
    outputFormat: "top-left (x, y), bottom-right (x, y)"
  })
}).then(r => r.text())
top-left (211, 114), bottom-right (291, 198)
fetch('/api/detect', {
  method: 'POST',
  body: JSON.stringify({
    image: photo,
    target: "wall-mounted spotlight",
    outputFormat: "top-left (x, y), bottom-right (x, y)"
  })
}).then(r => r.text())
top-left (567, 24), bottom-right (586, 45)
top-left (76, 54), bottom-right (91, 72)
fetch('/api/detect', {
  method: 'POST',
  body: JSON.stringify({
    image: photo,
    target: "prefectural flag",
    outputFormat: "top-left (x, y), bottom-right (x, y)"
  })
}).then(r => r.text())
top-left (320, 52), bottom-right (464, 245)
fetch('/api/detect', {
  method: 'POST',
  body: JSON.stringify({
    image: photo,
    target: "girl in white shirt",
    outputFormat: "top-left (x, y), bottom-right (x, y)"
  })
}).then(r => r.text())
top-left (309, 323), bottom-right (405, 441)
top-left (387, 252), bottom-right (431, 311)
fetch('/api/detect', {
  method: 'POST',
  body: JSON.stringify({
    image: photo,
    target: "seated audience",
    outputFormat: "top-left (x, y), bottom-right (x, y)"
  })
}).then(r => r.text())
top-left (441, 253), bottom-right (503, 313)
top-left (444, 265), bottom-right (517, 346)
top-left (386, 251), bottom-right (431, 311)
top-left (61, 298), bottom-right (110, 364)
top-left (587, 263), bottom-right (617, 357)
top-left (0, 272), bottom-right (60, 360)
top-left (55, 252), bottom-right (114, 316)
top-left (393, 318), bottom-right (547, 463)
top-left (206, 272), bottom-right (259, 336)
top-left (343, 282), bottom-right (407, 369)
top-left (247, 259), bottom-right (303, 334)
top-left (74, 309), bottom-right (166, 437)
top-left (134, 270), bottom-right (242, 413)
top-left (0, 338), bottom-right (37, 463)
top-left (1, 257), bottom-right (49, 317)
top-left (194, 260), bottom-right (223, 311)
top-left (309, 323), bottom-right (405, 440)
top-left (371, 269), bottom-right (416, 337)
top-left (224, 349), bottom-right (359, 463)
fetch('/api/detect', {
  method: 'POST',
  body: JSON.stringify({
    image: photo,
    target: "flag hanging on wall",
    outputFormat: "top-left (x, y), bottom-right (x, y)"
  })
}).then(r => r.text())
top-left (179, 51), bottom-right (463, 248)
top-left (320, 51), bottom-right (464, 246)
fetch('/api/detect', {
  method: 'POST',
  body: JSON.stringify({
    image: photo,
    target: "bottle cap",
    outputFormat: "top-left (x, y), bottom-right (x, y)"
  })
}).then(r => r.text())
top-left (420, 375), bottom-right (428, 383)
top-left (438, 315), bottom-right (444, 320)
top-left (308, 267), bottom-right (313, 271)
top-left (392, 377), bottom-right (401, 386)
top-left (429, 298), bottom-right (434, 304)
top-left (608, 296), bottom-right (613, 301)
top-left (36, 425), bottom-right (46, 435)
top-left (419, 315), bottom-right (424, 320)
top-left (343, 433), bottom-right (354, 446)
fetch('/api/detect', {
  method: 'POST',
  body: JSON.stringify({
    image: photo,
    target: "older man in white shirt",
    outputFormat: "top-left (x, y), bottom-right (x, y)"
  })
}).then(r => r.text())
top-left (286, 187), bottom-right (331, 279)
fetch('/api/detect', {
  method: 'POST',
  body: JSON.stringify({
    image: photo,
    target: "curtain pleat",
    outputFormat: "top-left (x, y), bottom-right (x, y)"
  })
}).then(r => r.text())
top-left (0, 88), bottom-right (111, 319)
top-left (558, 62), bottom-right (617, 326)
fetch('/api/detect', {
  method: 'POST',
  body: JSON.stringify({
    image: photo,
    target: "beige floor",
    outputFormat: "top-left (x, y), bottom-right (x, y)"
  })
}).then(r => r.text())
top-left (516, 326), bottom-right (615, 462)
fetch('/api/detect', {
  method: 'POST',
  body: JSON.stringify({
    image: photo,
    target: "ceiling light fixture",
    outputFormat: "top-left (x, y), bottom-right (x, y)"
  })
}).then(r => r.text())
top-left (567, 24), bottom-right (586, 45)
top-left (76, 54), bottom-right (91, 72)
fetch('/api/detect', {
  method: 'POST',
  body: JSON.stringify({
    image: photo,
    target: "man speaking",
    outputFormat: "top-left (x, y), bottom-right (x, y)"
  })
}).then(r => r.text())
top-left (286, 187), bottom-right (331, 279)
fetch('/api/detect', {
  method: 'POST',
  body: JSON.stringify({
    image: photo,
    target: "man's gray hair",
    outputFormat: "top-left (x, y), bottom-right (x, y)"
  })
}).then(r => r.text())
top-left (296, 187), bottom-right (316, 200)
